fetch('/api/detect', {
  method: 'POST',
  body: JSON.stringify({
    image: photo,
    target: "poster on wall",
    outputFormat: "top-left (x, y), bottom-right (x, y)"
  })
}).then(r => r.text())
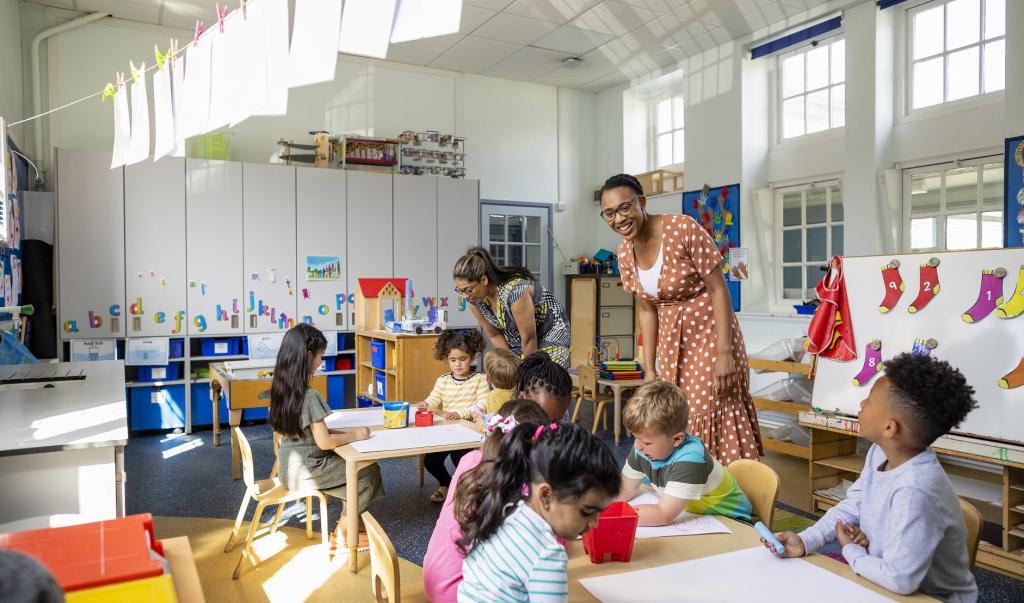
top-left (729, 248), bottom-right (749, 280)
top-left (306, 255), bottom-right (342, 281)
top-left (1006, 135), bottom-right (1024, 248)
top-left (681, 183), bottom-right (741, 311)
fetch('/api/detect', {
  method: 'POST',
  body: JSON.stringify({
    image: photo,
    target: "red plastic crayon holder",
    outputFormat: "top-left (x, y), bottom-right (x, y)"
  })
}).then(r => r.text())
top-left (582, 501), bottom-right (639, 563)
top-left (415, 409), bottom-right (434, 427)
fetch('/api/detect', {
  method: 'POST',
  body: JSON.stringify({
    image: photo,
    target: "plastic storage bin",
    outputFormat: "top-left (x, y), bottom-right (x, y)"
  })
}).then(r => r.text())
top-left (327, 375), bottom-right (347, 410)
top-left (751, 338), bottom-right (807, 370)
top-left (200, 337), bottom-right (241, 357)
top-left (752, 378), bottom-right (813, 405)
top-left (383, 402), bottom-right (410, 428)
top-left (129, 384), bottom-right (186, 431)
top-left (582, 502), bottom-right (639, 564)
top-left (136, 363), bottom-right (181, 382)
top-left (374, 372), bottom-right (387, 401)
top-left (370, 339), bottom-right (386, 369)
top-left (168, 339), bottom-right (185, 359)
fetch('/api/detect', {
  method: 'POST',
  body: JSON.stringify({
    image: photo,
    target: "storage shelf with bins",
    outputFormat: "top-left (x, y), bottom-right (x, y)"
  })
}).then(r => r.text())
top-left (800, 415), bottom-right (1024, 579)
top-left (748, 357), bottom-right (814, 460)
top-left (397, 130), bottom-right (466, 178)
top-left (355, 330), bottom-right (447, 404)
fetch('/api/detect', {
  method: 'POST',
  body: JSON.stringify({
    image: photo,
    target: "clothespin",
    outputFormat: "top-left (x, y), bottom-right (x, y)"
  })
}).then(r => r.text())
top-left (155, 45), bottom-right (169, 70)
top-left (116, 71), bottom-right (126, 89)
top-left (101, 83), bottom-right (116, 102)
top-left (168, 38), bottom-right (179, 68)
top-left (129, 61), bottom-right (144, 84)
top-left (216, 3), bottom-right (229, 33)
top-left (192, 20), bottom-right (204, 46)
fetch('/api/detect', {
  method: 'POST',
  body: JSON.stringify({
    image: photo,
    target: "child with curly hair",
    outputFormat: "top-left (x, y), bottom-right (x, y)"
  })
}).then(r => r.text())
top-left (418, 328), bottom-right (488, 502)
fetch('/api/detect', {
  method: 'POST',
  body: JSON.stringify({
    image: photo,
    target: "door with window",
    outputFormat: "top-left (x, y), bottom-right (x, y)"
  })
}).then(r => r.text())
top-left (481, 203), bottom-right (551, 292)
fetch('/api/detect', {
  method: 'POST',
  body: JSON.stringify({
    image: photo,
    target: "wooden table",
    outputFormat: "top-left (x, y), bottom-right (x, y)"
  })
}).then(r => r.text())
top-left (596, 377), bottom-right (644, 444)
top-left (567, 517), bottom-right (935, 601)
top-left (333, 412), bottom-right (482, 573)
top-left (209, 363), bottom-right (328, 480)
top-left (162, 536), bottom-right (205, 603)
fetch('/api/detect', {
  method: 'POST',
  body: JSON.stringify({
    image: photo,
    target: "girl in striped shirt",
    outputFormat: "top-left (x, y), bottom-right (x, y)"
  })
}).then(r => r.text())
top-left (455, 422), bottom-right (622, 603)
top-left (418, 329), bottom-right (488, 502)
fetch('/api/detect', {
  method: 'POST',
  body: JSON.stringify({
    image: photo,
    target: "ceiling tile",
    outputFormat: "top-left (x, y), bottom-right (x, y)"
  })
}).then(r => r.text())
top-left (628, 12), bottom-right (683, 48)
top-left (612, 0), bottom-right (689, 14)
top-left (464, 0), bottom-right (516, 10)
top-left (473, 13), bottom-right (560, 45)
top-left (78, 0), bottom-right (161, 24)
top-left (503, 0), bottom-right (601, 25)
top-left (389, 4), bottom-right (497, 54)
top-left (582, 71), bottom-right (630, 92)
top-left (582, 38), bottom-right (633, 63)
top-left (160, 0), bottom-right (209, 30)
top-left (532, 71), bottom-right (594, 88)
top-left (725, 10), bottom-right (768, 36)
top-left (531, 24), bottom-right (614, 54)
top-left (483, 46), bottom-right (566, 80)
top-left (441, 36), bottom-right (522, 62)
top-left (570, 1), bottom-right (655, 37)
top-left (24, 0), bottom-right (76, 9)
top-left (384, 46), bottom-right (440, 67)
top-left (428, 53), bottom-right (502, 74)
top-left (554, 55), bottom-right (617, 79)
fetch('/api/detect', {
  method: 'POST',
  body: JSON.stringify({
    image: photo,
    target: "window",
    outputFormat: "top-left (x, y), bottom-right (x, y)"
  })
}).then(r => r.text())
top-left (482, 204), bottom-right (549, 289)
top-left (908, 0), bottom-right (1005, 110)
top-left (779, 37), bottom-right (845, 139)
top-left (777, 182), bottom-right (844, 302)
top-left (653, 94), bottom-right (684, 168)
top-left (904, 159), bottom-right (1003, 251)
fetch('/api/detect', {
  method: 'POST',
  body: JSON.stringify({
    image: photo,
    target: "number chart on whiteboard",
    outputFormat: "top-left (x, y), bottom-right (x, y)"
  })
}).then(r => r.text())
top-left (810, 249), bottom-right (1024, 445)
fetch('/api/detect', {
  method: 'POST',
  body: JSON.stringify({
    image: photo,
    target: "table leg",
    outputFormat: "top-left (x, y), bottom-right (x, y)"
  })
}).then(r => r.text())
top-left (346, 460), bottom-right (360, 573)
top-left (613, 386), bottom-right (623, 445)
top-left (211, 383), bottom-right (222, 447)
top-left (230, 410), bottom-right (243, 480)
top-left (114, 445), bottom-right (126, 517)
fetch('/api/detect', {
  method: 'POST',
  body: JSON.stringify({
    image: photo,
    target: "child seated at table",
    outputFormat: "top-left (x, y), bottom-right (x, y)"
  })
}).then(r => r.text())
top-left (515, 351), bottom-right (574, 420)
top-left (617, 381), bottom-right (752, 526)
top-left (417, 329), bottom-right (489, 502)
top-left (764, 354), bottom-right (978, 601)
top-left (477, 348), bottom-right (521, 416)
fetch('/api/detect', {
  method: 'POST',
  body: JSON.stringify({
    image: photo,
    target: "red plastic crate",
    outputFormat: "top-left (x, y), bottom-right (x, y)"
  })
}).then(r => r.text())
top-left (414, 409), bottom-right (434, 426)
top-left (582, 501), bottom-right (639, 564)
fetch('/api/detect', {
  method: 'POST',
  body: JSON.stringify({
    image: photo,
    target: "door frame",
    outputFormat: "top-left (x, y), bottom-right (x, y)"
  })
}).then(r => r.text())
top-left (480, 200), bottom-right (554, 292)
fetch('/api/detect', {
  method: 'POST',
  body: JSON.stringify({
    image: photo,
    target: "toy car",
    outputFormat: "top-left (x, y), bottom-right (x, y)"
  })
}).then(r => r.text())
top-left (383, 307), bottom-right (447, 335)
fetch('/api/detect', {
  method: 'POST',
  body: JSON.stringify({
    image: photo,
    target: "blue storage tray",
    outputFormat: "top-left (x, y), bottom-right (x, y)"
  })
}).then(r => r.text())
top-left (370, 339), bottom-right (386, 370)
top-left (169, 338), bottom-right (185, 359)
top-left (374, 371), bottom-right (387, 401)
top-left (327, 375), bottom-right (347, 410)
top-left (201, 337), bottom-right (241, 356)
top-left (129, 384), bottom-right (186, 431)
top-left (137, 363), bottom-right (181, 382)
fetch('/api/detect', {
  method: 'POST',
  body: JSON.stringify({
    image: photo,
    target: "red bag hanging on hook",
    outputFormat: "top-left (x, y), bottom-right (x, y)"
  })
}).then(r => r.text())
top-left (805, 256), bottom-right (857, 362)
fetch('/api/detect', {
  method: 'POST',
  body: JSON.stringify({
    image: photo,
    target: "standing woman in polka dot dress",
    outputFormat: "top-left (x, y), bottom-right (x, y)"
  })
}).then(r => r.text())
top-left (600, 174), bottom-right (762, 464)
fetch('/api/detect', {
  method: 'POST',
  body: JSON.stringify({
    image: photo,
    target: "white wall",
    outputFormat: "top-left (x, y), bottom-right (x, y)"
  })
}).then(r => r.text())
top-left (0, 0), bottom-right (24, 143)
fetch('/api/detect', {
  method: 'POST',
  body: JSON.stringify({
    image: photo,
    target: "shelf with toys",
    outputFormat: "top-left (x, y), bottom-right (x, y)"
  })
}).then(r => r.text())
top-left (397, 130), bottom-right (466, 178)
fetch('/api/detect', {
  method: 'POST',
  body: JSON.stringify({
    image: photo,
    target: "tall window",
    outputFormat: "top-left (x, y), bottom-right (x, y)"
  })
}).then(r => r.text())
top-left (904, 159), bottom-right (1003, 251)
top-left (779, 37), bottom-right (845, 140)
top-left (653, 94), bottom-right (684, 168)
top-left (777, 182), bottom-right (844, 301)
top-left (908, 0), bottom-right (1005, 110)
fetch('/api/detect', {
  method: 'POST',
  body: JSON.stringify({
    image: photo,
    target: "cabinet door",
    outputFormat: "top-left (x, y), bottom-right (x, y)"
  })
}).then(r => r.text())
top-left (243, 163), bottom-right (297, 333)
top-left (56, 149), bottom-right (125, 339)
top-left (346, 171), bottom-right (393, 325)
top-left (569, 278), bottom-right (596, 369)
top-left (296, 167), bottom-right (348, 331)
top-left (394, 175), bottom-right (437, 317)
top-left (599, 276), bottom-right (632, 306)
top-left (125, 158), bottom-right (186, 337)
top-left (437, 178), bottom-right (479, 327)
top-left (186, 160), bottom-right (243, 336)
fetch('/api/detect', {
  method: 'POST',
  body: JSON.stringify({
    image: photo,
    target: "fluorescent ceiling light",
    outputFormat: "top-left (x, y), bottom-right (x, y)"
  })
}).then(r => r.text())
top-left (339, 0), bottom-right (398, 59)
top-left (391, 0), bottom-right (462, 44)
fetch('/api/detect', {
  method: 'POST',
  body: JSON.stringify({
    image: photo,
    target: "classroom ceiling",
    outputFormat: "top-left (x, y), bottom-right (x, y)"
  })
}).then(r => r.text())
top-left (26, 0), bottom-right (834, 92)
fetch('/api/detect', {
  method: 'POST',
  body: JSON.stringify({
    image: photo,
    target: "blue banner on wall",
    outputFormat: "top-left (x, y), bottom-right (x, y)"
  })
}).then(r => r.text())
top-left (1006, 136), bottom-right (1024, 248)
top-left (681, 184), bottom-right (741, 312)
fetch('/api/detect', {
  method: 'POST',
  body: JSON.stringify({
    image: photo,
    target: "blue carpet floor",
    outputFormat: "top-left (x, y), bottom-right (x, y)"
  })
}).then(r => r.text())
top-left (125, 419), bottom-right (1024, 601)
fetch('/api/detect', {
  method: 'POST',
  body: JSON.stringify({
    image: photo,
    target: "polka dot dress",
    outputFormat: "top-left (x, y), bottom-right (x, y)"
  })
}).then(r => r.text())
top-left (618, 214), bottom-right (763, 464)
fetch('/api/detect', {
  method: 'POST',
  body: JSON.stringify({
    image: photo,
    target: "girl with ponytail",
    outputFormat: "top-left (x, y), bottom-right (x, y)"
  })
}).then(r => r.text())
top-left (452, 246), bottom-right (572, 368)
top-left (455, 421), bottom-right (621, 602)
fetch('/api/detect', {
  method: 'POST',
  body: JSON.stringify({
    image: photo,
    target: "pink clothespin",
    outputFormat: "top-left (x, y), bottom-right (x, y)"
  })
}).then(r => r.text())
top-left (193, 20), bottom-right (204, 46)
top-left (115, 71), bottom-right (126, 89)
top-left (216, 3), bottom-right (229, 33)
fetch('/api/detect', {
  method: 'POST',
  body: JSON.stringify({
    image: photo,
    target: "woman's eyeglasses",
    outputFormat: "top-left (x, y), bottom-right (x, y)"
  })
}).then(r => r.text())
top-left (454, 283), bottom-right (477, 296)
top-left (600, 194), bottom-right (640, 222)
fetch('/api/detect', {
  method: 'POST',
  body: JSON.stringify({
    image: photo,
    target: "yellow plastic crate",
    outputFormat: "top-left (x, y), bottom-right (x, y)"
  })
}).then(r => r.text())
top-left (67, 574), bottom-right (178, 603)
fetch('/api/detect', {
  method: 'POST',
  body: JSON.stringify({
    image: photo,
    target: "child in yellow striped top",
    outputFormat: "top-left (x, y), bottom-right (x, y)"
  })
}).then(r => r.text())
top-left (479, 349), bottom-right (521, 416)
top-left (418, 329), bottom-right (488, 502)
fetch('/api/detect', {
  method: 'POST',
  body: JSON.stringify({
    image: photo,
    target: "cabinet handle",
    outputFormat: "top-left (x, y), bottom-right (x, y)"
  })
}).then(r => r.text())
top-left (601, 312), bottom-right (610, 318)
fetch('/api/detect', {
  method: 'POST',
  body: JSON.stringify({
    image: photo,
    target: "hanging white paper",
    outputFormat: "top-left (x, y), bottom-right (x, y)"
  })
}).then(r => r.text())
top-left (232, 1), bottom-right (265, 126)
top-left (208, 20), bottom-right (236, 131)
top-left (261, 0), bottom-right (290, 115)
top-left (288, 0), bottom-right (343, 88)
top-left (391, 0), bottom-right (462, 43)
top-left (152, 67), bottom-right (175, 160)
top-left (110, 85), bottom-right (131, 168)
top-left (170, 59), bottom-right (186, 157)
top-left (339, 0), bottom-right (397, 60)
top-left (349, 423), bottom-right (480, 453)
top-left (181, 35), bottom-right (213, 139)
top-left (126, 72), bottom-right (150, 165)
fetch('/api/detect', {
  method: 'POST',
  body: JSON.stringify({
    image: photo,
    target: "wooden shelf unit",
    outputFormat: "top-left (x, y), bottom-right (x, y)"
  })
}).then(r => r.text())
top-left (355, 330), bottom-right (447, 403)
top-left (801, 416), bottom-right (1024, 579)
top-left (748, 356), bottom-right (813, 460)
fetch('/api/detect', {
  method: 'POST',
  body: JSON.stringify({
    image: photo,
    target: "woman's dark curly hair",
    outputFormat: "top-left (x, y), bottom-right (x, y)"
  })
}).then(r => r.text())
top-left (883, 353), bottom-right (977, 446)
top-left (433, 328), bottom-right (485, 361)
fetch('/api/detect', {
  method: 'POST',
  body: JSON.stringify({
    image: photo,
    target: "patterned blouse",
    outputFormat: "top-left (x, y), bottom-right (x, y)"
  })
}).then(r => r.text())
top-left (473, 278), bottom-right (571, 368)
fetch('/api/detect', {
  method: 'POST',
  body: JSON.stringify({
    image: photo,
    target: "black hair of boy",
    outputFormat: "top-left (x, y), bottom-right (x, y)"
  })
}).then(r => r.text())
top-left (883, 353), bottom-right (977, 447)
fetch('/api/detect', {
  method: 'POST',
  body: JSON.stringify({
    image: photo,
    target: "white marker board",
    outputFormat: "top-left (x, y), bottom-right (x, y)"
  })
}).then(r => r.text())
top-left (810, 249), bottom-right (1024, 444)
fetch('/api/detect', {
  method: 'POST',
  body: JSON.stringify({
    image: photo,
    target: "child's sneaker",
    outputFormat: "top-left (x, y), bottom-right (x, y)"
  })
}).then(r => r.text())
top-left (430, 486), bottom-right (449, 503)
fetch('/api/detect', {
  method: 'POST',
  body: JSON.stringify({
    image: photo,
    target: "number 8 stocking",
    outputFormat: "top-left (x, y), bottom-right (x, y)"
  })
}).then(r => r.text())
top-left (852, 340), bottom-right (883, 386)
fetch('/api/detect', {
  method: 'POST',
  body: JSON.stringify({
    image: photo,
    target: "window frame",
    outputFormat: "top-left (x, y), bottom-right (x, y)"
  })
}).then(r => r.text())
top-left (901, 154), bottom-right (1004, 252)
top-left (904, 0), bottom-right (1006, 114)
top-left (775, 180), bottom-right (845, 305)
top-left (775, 34), bottom-right (847, 143)
top-left (648, 92), bottom-right (685, 170)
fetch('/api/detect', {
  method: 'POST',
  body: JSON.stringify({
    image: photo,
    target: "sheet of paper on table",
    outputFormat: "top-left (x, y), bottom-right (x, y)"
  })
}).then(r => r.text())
top-left (579, 546), bottom-right (893, 603)
top-left (325, 408), bottom-right (384, 429)
top-left (349, 423), bottom-right (479, 453)
top-left (627, 492), bottom-right (732, 538)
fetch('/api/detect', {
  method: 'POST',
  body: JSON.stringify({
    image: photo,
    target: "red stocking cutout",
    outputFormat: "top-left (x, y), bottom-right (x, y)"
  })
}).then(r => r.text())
top-left (878, 259), bottom-right (904, 314)
top-left (908, 258), bottom-right (941, 314)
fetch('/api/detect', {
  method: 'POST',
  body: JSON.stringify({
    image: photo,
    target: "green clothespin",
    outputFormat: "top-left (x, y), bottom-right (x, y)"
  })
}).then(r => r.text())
top-left (129, 61), bottom-right (144, 84)
top-left (101, 83), bottom-right (116, 102)
top-left (155, 45), bottom-right (170, 70)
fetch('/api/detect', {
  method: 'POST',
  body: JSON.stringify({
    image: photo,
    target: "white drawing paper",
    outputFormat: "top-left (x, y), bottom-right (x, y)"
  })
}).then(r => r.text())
top-left (110, 85), bottom-right (131, 168)
top-left (261, 0), bottom-right (289, 116)
top-left (207, 21), bottom-right (236, 131)
top-left (152, 66), bottom-right (175, 160)
top-left (233, 1), bottom-right (266, 126)
top-left (625, 492), bottom-right (732, 539)
top-left (338, 0), bottom-right (397, 59)
top-left (349, 423), bottom-right (480, 453)
top-left (288, 0), bottom-right (343, 88)
top-left (170, 58), bottom-right (186, 157)
top-left (181, 34), bottom-right (213, 139)
top-left (126, 72), bottom-right (150, 165)
top-left (325, 408), bottom-right (384, 430)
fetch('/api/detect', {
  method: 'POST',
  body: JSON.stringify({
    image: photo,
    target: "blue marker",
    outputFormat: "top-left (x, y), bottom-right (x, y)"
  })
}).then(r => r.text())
top-left (755, 521), bottom-right (784, 554)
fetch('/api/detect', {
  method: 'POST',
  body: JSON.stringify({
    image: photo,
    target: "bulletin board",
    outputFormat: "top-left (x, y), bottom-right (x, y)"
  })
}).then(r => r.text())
top-left (810, 249), bottom-right (1024, 445)
top-left (1006, 135), bottom-right (1024, 248)
top-left (682, 183), bottom-right (741, 311)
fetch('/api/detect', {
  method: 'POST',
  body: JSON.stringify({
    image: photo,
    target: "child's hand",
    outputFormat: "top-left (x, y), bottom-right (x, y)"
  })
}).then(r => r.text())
top-left (836, 521), bottom-right (868, 548)
top-left (416, 401), bottom-right (429, 411)
top-left (443, 412), bottom-right (461, 422)
top-left (761, 531), bottom-right (805, 558)
top-left (349, 426), bottom-right (371, 442)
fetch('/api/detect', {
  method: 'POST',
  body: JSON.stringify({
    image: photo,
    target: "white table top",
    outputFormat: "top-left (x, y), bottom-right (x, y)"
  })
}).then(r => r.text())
top-left (0, 360), bottom-right (128, 455)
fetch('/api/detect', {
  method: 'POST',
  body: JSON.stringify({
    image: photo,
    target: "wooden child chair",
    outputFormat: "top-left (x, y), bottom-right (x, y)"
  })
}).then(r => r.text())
top-left (226, 427), bottom-right (331, 580)
top-left (727, 459), bottom-right (780, 528)
top-left (571, 365), bottom-right (615, 434)
top-left (362, 512), bottom-right (426, 602)
top-left (958, 498), bottom-right (982, 569)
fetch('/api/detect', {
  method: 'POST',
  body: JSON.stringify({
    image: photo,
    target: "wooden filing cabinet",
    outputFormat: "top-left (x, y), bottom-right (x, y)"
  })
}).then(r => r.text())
top-left (565, 275), bottom-right (636, 367)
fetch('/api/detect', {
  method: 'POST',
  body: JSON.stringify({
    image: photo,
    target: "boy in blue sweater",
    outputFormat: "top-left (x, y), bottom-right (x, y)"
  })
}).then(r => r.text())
top-left (765, 353), bottom-right (978, 602)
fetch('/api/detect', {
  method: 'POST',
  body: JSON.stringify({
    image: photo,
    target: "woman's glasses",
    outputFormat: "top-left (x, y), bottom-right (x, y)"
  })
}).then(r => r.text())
top-left (454, 283), bottom-right (477, 296)
top-left (600, 194), bottom-right (640, 222)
